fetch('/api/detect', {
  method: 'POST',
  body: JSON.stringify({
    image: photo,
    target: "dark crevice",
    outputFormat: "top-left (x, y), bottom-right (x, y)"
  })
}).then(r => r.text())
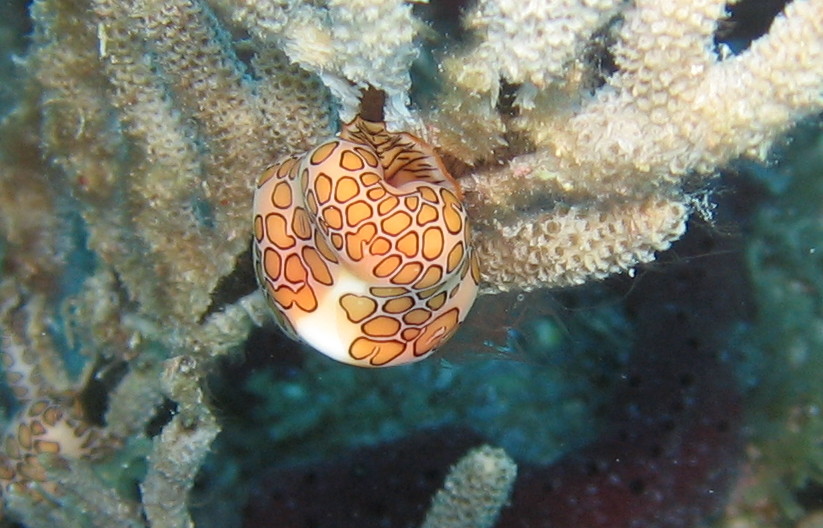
top-left (715, 0), bottom-right (791, 54)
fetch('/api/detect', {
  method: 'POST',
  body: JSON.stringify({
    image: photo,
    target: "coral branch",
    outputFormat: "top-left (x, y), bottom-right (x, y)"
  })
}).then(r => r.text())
top-left (511, 0), bottom-right (823, 200)
top-left (141, 356), bottom-right (219, 528)
top-left (475, 195), bottom-right (688, 292)
top-left (231, 0), bottom-right (419, 125)
top-left (420, 445), bottom-right (517, 528)
top-left (456, 0), bottom-right (623, 90)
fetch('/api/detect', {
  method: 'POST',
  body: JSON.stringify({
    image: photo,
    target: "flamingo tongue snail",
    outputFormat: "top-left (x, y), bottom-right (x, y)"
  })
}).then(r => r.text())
top-left (252, 117), bottom-right (480, 367)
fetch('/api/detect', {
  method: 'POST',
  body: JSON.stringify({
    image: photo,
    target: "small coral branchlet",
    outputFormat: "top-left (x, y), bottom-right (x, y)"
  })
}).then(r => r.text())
top-left (420, 445), bottom-right (518, 528)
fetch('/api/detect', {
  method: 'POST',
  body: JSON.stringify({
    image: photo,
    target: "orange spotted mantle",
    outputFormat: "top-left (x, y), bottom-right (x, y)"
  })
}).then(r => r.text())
top-left (252, 117), bottom-right (480, 367)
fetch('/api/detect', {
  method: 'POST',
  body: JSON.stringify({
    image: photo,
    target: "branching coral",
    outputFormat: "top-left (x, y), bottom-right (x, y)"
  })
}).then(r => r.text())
top-left (420, 444), bottom-right (517, 528)
top-left (453, 0), bottom-right (823, 291)
top-left (0, 0), bottom-right (822, 525)
top-left (229, 0), bottom-right (420, 125)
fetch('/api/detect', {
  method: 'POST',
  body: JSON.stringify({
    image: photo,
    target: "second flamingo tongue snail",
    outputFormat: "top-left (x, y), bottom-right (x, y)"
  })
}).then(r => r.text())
top-left (252, 117), bottom-right (480, 367)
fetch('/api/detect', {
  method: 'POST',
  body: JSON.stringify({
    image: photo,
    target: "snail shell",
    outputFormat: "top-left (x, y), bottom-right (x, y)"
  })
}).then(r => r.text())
top-left (252, 118), bottom-right (479, 367)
